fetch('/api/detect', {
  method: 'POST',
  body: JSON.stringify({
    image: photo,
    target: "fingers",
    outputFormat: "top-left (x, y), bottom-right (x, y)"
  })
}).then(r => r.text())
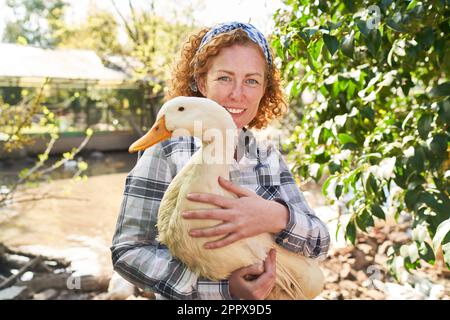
top-left (203, 232), bottom-right (242, 249)
top-left (182, 209), bottom-right (233, 221)
top-left (218, 176), bottom-right (254, 197)
top-left (189, 222), bottom-right (234, 238)
top-left (187, 192), bottom-right (233, 208)
top-left (240, 262), bottom-right (264, 277)
top-left (257, 249), bottom-right (277, 284)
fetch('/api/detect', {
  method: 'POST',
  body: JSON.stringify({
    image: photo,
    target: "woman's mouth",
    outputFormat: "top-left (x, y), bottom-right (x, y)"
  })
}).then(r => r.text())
top-left (224, 107), bottom-right (245, 115)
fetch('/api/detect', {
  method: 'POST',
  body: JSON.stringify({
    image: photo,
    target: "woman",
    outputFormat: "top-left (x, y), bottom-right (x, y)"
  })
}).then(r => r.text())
top-left (111, 22), bottom-right (330, 300)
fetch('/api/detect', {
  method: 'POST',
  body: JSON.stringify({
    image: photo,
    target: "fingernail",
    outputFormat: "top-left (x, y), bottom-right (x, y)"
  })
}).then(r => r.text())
top-left (181, 211), bottom-right (190, 217)
top-left (189, 230), bottom-right (197, 236)
top-left (204, 244), bottom-right (211, 249)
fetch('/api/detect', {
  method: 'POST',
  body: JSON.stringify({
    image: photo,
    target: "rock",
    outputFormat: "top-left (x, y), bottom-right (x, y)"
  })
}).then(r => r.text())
top-left (105, 271), bottom-right (135, 300)
top-left (125, 295), bottom-right (150, 300)
top-left (377, 240), bottom-right (393, 255)
top-left (340, 289), bottom-right (351, 299)
top-left (366, 236), bottom-right (380, 251)
top-left (33, 289), bottom-right (58, 300)
top-left (358, 243), bottom-right (376, 256)
top-left (356, 270), bottom-right (368, 283)
top-left (0, 286), bottom-right (28, 300)
top-left (339, 263), bottom-right (352, 280)
top-left (325, 270), bottom-right (339, 283)
top-left (350, 248), bottom-right (371, 271)
top-left (365, 289), bottom-right (385, 300)
top-left (429, 285), bottom-right (445, 300)
top-left (324, 283), bottom-right (340, 291)
top-left (340, 280), bottom-right (359, 292)
top-left (388, 231), bottom-right (410, 244)
top-left (382, 282), bottom-right (427, 300)
top-left (374, 254), bottom-right (388, 266)
top-left (327, 291), bottom-right (343, 300)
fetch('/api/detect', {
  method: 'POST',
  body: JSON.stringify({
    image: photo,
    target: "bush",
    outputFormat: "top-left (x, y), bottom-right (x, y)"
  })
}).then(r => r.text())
top-left (272, 0), bottom-right (449, 273)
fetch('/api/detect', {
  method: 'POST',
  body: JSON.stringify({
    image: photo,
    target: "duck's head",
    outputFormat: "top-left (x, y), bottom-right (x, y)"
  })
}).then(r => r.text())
top-left (129, 96), bottom-right (237, 153)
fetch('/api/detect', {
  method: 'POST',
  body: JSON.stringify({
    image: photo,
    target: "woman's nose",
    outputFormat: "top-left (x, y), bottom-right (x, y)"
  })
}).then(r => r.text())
top-left (229, 82), bottom-right (244, 99)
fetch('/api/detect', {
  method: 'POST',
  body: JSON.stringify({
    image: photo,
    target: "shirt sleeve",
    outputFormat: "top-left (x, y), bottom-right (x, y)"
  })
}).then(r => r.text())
top-left (110, 142), bottom-right (233, 300)
top-left (272, 151), bottom-right (330, 260)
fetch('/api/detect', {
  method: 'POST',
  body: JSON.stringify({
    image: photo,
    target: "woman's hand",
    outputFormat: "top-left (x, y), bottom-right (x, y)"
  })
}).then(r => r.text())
top-left (228, 249), bottom-right (277, 300)
top-left (182, 176), bottom-right (289, 249)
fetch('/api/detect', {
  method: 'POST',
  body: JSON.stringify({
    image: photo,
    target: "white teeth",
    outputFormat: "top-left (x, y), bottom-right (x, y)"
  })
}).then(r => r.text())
top-left (225, 108), bottom-right (244, 114)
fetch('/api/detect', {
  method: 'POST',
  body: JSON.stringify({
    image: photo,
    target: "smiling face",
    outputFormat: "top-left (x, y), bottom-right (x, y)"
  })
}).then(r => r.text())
top-left (198, 43), bottom-right (266, 129)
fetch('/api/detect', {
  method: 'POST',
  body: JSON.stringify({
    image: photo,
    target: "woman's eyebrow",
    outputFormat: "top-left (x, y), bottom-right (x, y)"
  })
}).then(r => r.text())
top-left (215, 70), bottom-right (263, 78)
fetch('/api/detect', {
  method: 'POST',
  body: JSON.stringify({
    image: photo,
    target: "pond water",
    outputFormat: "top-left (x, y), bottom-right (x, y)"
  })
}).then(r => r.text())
top-left (0, 150), bottom-right (138, 186)
top-left (0, 152), bottom-right (138, 278)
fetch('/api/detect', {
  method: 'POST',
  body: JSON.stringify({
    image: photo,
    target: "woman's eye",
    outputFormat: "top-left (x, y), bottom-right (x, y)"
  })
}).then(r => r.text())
top-left (246, 79), bottom-right (259, 85)
top-left (218, 76), bottom-right (231, 82)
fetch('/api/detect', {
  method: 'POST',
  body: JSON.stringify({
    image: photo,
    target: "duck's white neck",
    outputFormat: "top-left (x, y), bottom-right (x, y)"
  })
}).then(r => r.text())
top-left (197, 127), bottom-right (238, 166)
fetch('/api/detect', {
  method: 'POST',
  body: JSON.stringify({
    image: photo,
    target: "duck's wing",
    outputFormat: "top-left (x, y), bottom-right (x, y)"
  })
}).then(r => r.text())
top-left (156, 160), bottom-right (197, 244)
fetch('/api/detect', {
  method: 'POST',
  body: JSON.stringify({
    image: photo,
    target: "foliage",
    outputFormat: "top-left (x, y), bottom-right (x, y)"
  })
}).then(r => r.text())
top-left (0, 85), bottom-right (92, 207)
top-left (272, 0), bottom-right (450, 272)
top-left (111, 0), bottom-right (198, 87)
top-left (55, 9), bottom-right (123, 57)
top-left (3, 0), bottom-right (67, 47)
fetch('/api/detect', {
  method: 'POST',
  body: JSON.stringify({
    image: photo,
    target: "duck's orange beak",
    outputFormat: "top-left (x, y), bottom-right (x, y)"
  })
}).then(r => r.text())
top-left (128, 116), bottom-right (172, 153)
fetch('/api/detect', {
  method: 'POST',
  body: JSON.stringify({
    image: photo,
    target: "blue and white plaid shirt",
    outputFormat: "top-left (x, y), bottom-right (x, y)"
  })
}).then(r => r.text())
top-left (111, 129), bottom-right (330, 300)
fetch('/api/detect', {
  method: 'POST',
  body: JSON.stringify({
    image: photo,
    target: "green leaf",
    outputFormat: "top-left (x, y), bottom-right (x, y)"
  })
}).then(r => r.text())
top-left (406, 0), bottom-right (418, 10)
top-left (365, 173), bottom-right (378, 194)
top-left (86, 128), bottom-right (93, 137)
top-left (335, 222), bottom-right (342, 242)
top-left (433, 218), bottom-right (450, 251)
top-left (405, 188), bottom-right (421, 211)
top-left (323, 34), bottom-right (339, 56)
top-left (322, 176), bottom-right (334, 196)
top-left (408, 146), bottom-right (425, 172)
top-left (371, 204), bottom-right (386, 220)
top-left (356, 209), bottom-right (374, 232)
top-left (418, 241), bottom-right (435, 265)
top-left (430, 82), bottom-right (450, 98)
top-left (342, 142), bottom-right (359, 150)
top-left (418, 114), bottom-right (433, 139)
top-left (385, 18), bottom-right (406, 33)
top-left (346, 219), bottom-right (357, 244)
top-left (328, 161), bottom-right (341, 174)
top-left (335, 183), bottom-right (343, 199)
top-left (341, 31), bottom-right (355, 58)
top-left (356, 19), bottom-right (370, 38)
top-left (366, 30), bottom-right (381, 57)
top-left (338, 133), bottom-right (357, 145)
top-left (429, 134), bottom-right (448, 156)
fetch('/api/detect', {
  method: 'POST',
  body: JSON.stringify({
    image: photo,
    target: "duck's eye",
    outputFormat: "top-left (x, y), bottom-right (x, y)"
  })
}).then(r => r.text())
top-left (178, 106), bottom-right (185, 111)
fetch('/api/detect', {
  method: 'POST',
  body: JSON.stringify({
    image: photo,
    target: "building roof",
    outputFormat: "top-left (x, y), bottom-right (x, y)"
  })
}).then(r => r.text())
top-left (0, 43), bottom-right (138, 89)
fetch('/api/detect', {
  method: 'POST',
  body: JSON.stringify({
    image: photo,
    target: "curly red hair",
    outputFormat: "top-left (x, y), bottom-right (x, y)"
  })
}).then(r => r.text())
top-left (166, 27), bottom-right (287, 129)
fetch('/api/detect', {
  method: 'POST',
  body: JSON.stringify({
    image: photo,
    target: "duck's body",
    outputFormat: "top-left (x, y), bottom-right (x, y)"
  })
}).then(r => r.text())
top-left (129, 97), bottom-right (324, 299)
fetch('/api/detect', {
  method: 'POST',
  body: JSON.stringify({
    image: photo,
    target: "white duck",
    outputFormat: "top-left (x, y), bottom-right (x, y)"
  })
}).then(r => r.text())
top-left (129, 96), bottom-right (324, 299)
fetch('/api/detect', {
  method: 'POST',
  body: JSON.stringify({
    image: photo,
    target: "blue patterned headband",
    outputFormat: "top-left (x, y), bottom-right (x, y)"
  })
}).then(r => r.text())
top-left (198, 22), bottom-right (273, 67)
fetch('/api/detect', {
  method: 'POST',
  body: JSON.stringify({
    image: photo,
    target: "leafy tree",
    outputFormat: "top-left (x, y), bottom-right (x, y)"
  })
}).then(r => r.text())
top-left (55, 8), bottom-right (123, 57)
top-left (3, 0), bottom-right (67, 47)
top-left (110, 0), bottom-right (199, 128)
top-left (272, 0), bottom-right (450, 275)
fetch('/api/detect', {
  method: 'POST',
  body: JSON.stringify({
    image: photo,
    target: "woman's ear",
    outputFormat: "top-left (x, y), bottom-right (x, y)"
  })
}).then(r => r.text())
top-left (197, 77), bottom-right (207, 97)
